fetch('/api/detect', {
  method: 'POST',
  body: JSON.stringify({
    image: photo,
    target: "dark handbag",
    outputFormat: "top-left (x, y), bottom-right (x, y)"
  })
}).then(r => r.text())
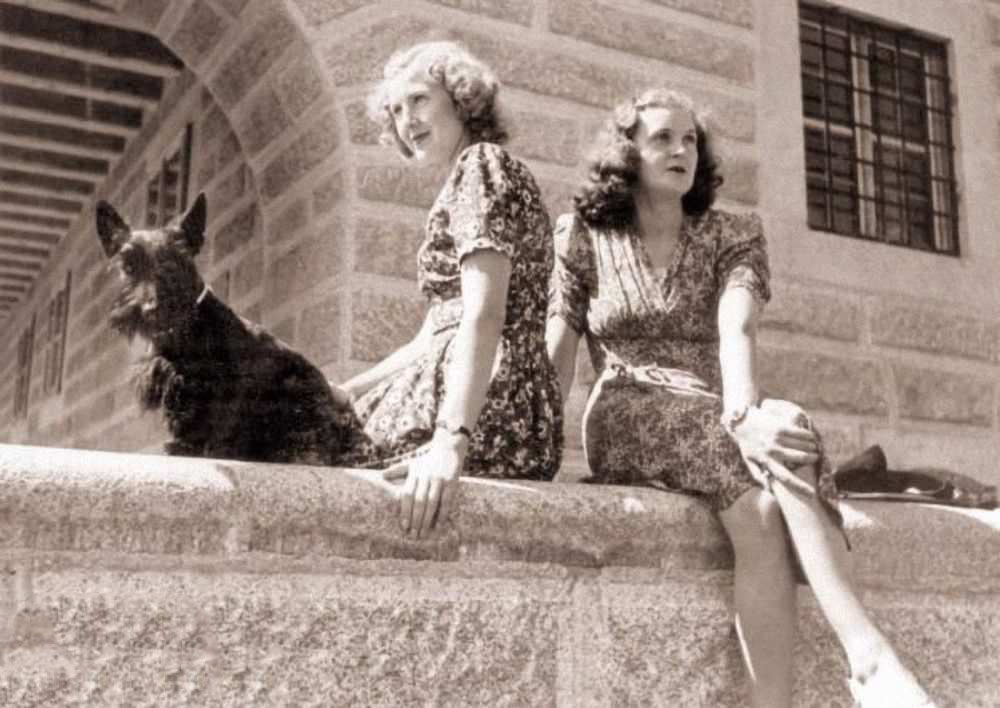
top-left (834, 445), bottom-right (998, 509)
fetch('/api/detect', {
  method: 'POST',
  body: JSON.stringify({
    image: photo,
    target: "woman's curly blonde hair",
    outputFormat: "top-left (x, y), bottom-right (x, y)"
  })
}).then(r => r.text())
top-left (367, 41), bottom-right (508, 159)
top-left (574, 89), bottom-right (723, 227)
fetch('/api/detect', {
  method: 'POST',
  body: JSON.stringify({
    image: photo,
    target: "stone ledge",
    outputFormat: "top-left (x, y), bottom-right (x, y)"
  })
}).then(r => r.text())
top-left (0, 444), bottom-right (997, 588)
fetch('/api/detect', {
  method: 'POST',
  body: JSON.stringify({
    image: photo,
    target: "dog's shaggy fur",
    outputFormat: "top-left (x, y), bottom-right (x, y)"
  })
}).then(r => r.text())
top-left (96, 193), bottom-right (358, 464)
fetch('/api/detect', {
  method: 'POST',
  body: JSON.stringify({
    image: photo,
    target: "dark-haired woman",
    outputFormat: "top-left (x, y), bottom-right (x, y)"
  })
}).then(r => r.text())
top-left (546, 89), bottom-right (932, 707)
top-left (333, 41), bottom-right (562, 537)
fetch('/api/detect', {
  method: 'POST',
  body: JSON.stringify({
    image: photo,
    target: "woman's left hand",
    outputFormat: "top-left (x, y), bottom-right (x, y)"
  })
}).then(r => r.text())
top-left (382, 434), bottom-right (466, 538)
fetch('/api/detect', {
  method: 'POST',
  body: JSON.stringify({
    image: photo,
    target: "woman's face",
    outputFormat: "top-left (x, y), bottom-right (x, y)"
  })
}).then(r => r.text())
top-left (634, 106), bottom-right (698, 198)
top-left (386, 72), bottom-right (467, 166)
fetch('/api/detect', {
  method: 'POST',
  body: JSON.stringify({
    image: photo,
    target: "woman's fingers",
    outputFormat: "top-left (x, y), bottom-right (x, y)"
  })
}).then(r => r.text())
top-left (399, 471), bottom-right (417, 533)
top-left (437, 480), bottom-right (456, 529)
top-left (381, 461), bottom-right (410, 482)
top-left (421, 479), bottom-right (443, 538)
top-left (410, 474), bottom-right (430, 538)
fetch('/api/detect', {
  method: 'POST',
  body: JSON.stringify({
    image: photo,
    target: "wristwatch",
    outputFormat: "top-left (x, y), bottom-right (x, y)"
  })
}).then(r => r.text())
top-left (435, 419), bottom-right (472, 439)
top-left (720, 403), bottom-right (752, 435)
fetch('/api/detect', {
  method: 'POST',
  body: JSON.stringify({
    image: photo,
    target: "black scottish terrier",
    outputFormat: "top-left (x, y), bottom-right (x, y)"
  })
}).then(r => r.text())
top-left (96, 193), bottom-right (358, 464)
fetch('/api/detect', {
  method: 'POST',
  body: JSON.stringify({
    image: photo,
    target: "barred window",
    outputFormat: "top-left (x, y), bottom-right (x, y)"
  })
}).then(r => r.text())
top-left (146, 123), bottom-right (193, 227)
top-left (41, 271), bottom-right (71, 396)
top-left (799, 3), bottom-right (958, 254)
top-left (13, 314), bottom-right (35, 419)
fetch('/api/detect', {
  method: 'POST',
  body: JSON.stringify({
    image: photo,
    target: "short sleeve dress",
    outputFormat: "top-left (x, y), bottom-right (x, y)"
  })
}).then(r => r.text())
top-left (549, 208), bottom-right (836, 512)
top-left (338, 143), bottom-right (563, 480)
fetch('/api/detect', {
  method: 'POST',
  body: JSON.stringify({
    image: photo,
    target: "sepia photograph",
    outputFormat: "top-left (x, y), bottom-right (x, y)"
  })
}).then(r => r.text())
top-left (0, 0), bottom-right (997, 705)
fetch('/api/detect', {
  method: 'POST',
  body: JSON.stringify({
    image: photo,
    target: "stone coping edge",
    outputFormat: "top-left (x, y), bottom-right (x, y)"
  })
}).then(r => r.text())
top-left (0, 444), bottom-right (998, 586)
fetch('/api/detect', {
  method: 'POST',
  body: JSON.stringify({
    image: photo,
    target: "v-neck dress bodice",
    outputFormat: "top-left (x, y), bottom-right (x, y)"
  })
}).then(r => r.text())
top-left (549, 208), bottom-right (778, 511)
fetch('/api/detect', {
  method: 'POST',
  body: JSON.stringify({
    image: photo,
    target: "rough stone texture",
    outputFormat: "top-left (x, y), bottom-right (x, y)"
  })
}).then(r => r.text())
top-left (718, 155), bottom-right (758, 205)
top-left (351, 291), bottom-right (426, 362)
top-left (535, 177), bottom-right (577, 222)
top-left (426, 0), bottom-right (534, 25)
top-left (508, 110), bottom-right (580, 166)
top-left (260, 111), bottom-right (341, 202)
top-left (265, 232), bottom-right (348, 307)
top-left (761, 284), bottom-right (861, 342)
top-left (354, 217), bottom-right (423, 280)
top-left (871, 303), bottom-right (999, 363)
top-left (237, 86), bottom-right (292, 157)
top-left (323, 16), bottom-right (433, 87)
top-left (268, 198), bottom-right (308, 245)
top-left (357, 164), bottom-right (442, 209)
top-left (273, 44), bottom-right (326, 119)
top-left (212, 203), bottom-right (258, 264)
top-left (758, 349), bottom-right (888, 416)
top-left (313, 170), bottom-right (345, 216)
top-left (120, 0), bottom-right (170, 30)
top-left (231, 247), bottom-right (263, 299)
top-left (647, 0), bottom-right (754, 28)
top-left (549, 0), bottom-right (754, 85)
top-left (345, 101), bottom-right (380, 145)
top-left (210, 3), bottom-right (299, 109)
top-left (0, 445), bottom-right (995, 705)
top-left (299, 293), bottom-right (344, 366)
top-left (168, 1), bottom-right (229, 69)
top-left (291, 0), bottom-right (373, 26)
top-left (460, 32), bottom-right (756, 143)
top-left (893, 364), bottom-right (994, 427)
top-left (215, 0), bottom-right (253, 17)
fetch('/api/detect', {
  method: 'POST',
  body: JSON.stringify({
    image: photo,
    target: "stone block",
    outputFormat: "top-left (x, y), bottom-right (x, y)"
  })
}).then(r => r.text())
top-left (260, 112), bottom-right (340, 202)
top-left (290, 0), bottom-right (373, 26)
top-left (212, 203), bottom-right (258, 264)
top-left (313, 170), bottom-right (345, 216)
top-left (535, 177), bottom-right (577, 220)
top-left (761, 284), bottom-right (861, 342)
top-left (357, 164), bottom-right (441, 209)
top-left (893, 364), bottom-right (994, 427)
top-left (231, 248), bottom-right (263, 299)
top-left (460, 32), bottom-right (756, 143)
top-left (990, 12), bottom-right (1000, 46)
top-left (120, 0), bottom-right (170, 30)
top-left (508, 110), bottom-right (580, 166)
top-left (323, 16), bottom-right (433, 86)
top-left (199, 105), bottom-right (229, 146)
top-left (351, 290), bottom-right (426, 362)
top-left (718, 155), bottom-right (758, 205)
top-left (426, 0), bottom-right (534, 25)
top-left (210, 4), bottom-right (299, 109)
top-left (299, 293), bottom-right (344, 365)
top-left (273, 44), bottom-right (325, 118)
top-left (215, 0), bottom-right (252, 17)
top-left (345, 101), bottom-right (380, 145)
top-left (216, 131), bottom-right (243, 173)
top-left (354, 217), bottom-right (423, 280)
top-left (265, 232), bottom-right (348, 307)
top-left (168, 1), bottom-right (228, 68)
top-left (758, 348), bottom-right (888, 416)
top-left (268, 198), bottom-right (308, 245)
top-left (236, 86), bottom-right (291, 157)
top-left (271, 316), bottom-right (296, 344)
top-left (871, 303), bottom-right (999, 363)
top-left (549, 0), bottom-right (754, 85)
top-left (646, 0), bottom-right (754, 28)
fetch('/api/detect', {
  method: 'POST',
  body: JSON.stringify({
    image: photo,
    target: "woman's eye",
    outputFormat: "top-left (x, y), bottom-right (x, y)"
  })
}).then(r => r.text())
top-left (413, 94), bottom-right (427, 105)
top-left (683, 134), bottom-right (697, 143)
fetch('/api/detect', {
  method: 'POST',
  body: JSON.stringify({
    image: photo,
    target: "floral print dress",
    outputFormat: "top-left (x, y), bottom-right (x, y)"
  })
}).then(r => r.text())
top-left (549, 208), bottom-right (835, 512)
top-left (338, 143), bottom-right (563, 480)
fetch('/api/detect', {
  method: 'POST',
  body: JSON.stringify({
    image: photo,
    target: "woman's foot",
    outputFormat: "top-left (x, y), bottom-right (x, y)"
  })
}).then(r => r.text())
top-left (848, 650), bottom-right (935, 707)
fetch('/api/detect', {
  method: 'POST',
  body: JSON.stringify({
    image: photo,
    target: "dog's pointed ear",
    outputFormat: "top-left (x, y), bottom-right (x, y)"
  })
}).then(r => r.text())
top-left (172, 193), bottom-right (206, 256)
top-left (96, 201), bottom-right (130, 258)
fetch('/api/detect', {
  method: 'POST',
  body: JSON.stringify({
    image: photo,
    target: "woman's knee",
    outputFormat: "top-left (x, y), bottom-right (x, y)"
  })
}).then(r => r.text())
top-left (720, 488), bottom-right (787, 555)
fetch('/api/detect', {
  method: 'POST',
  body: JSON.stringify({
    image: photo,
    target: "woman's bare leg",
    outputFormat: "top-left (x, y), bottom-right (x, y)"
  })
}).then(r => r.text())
top-left (769, 476), bottom-right (931, 704)
top-left (719, 487), bottom-right (798, 708)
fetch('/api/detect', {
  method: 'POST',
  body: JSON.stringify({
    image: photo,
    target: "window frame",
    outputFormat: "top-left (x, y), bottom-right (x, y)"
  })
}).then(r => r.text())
top-left (798, 1), bottom-right (959, 256)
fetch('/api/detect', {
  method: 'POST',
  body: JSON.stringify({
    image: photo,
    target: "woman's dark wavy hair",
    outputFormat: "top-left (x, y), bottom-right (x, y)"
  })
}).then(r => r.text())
top-left (368, 41), bottom-right (508, 159)
top-left (574, 89), bottom-right (723, 227)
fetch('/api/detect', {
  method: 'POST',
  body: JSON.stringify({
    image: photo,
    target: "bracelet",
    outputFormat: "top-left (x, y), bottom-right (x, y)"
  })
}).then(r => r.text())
top-left (435, 419), bottom-right (472, 439)
top-left (720, 403), bottom-right (753, 436)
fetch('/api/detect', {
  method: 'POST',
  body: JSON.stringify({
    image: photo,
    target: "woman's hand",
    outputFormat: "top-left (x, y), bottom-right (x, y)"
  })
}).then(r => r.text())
top-left (382, 432), bottom-right (466, 538)
top-left (731, 404), bottom-right (820, 492)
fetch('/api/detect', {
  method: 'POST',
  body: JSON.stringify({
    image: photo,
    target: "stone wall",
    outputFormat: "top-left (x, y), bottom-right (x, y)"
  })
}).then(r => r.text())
top-left (0, 443), bottom-right (997, 706)
top-left (0, 0), bottom-right (998, 481)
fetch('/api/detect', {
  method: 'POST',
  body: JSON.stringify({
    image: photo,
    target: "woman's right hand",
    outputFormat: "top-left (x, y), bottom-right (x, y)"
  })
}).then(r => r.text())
top-left (731, 404), bottom-right (820, 491)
